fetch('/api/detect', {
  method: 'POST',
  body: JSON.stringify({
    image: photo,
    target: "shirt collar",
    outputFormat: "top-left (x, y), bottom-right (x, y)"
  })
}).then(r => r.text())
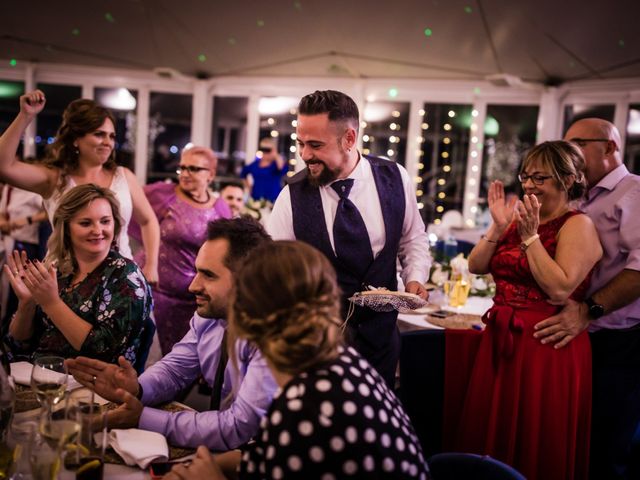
top-left (588, 164), bottom-right (629, 197)
top-left (325, 151), bottom-right (369, 190)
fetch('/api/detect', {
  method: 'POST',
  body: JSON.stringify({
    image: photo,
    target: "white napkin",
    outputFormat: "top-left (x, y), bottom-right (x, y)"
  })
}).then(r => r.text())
top-left (10, 361), bottom-right (82, 390)
top-left (105, 429), bottom-right (169, 469)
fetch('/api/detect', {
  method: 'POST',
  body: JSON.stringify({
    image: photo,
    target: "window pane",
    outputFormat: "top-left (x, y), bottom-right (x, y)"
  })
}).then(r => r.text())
top-left (563, 104), bottom-right (615, 133)
top-left (35, 84), bottom-right (82, 159)
top-left (479, 105), bottom-right (539, 211)
top-left (625, 104), bottom-right (640, 175)
top-left (211, 96), bottom-right (248, 182)
top-left (418, 103), bottom-right (472, 226)
top-left (362, 101), bottom-right (409, 166)
top-left (0, 81), bottom-right (24, 155)
top-left (95, 87), bottom-right (138, 171)
top-left (148, 92), bottom-right (192, 182)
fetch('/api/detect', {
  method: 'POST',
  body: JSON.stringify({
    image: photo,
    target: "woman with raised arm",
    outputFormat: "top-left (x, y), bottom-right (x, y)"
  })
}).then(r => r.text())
top-left (3, 184), bottom-right (152, 364)
top-left (0, 90), bottom-right (160, 284)
top-left (448, 141), bottom-right (602, 479)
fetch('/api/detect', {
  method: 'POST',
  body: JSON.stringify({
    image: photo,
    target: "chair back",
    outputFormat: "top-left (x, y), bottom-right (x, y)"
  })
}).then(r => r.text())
top-left (429, 452), bottom-right (526, 480)
top-left (133, 316), bottom-right (156, 374)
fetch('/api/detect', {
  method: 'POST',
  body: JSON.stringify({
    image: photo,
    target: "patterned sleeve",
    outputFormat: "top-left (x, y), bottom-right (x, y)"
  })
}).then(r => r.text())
top-left (79, 257), bottom-right (152, 364)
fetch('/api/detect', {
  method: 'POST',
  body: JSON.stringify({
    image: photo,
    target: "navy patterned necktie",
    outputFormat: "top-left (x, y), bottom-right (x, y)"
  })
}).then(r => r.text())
top-left (330, 179), bottom-right (374, 277)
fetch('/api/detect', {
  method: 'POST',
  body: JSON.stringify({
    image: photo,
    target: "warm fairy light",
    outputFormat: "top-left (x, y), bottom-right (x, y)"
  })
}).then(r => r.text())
top-left (436, 206), bottom-right (444, 213)
top-left (466, 219), bottom-right (475, 227)
top-left (267, 118), bottom-right (275, 125)
top-left (270, 130), bottom-right (279, 137)
top-left (414, 177), bottom-right (423, 183)
top-left (392, 110), bottom-right (401, 118)
top-left (363, 148), bottom-right (370, 155)
top-left (363, 134), bottom-right (370, 142)
top-left (418, 202), bottom-right (424, 209)
top-left (443, 137), bottom-right (451, 144)
top-left (438, 192), bottom-right (446, 199)
top-left (290, 133), bottom-right (297, 140)
top-left (291, 120), bottom-right (297, 127)
top-left (467, 193), bottom-right (476, 200)
top-left (387, 149), bottom-right (395, 157)
top-left (437, 179), bottom-right (445, 186)
top-left (470, 206), bottom-right (478, 213)
top-left (472, 109), bottom-right (479, 117)
top-left (470, 123), bottom-right (478, 132)
top-left (416, 189), bottom-right (424, 196)
top-left (441, 152), bottom-right (449, 159)
top-left (443, 123), bottom-right (452, 131)
top-left (289, 159), bottom-right (297, 165)
top-left (434, 219), bottom-right (441, 225)
top-left (468, 178), bottom-right (477, 186)
top-left (443, 165), bottom-right (451, 172)
top-left (389, 123), bottom-right (398, 130)
top-left (418, 163), bottom-right (425, 170)
top-left (421, 122), bottom-right (429, 130)
top-left (471, 136), bottom-right (478, 143)
top-left (471, 165), bottom-right (479, 172)
top-left (418, 109), bottom-right (426, 116)
top-left (289, 146), bottom-right (297, 153)
top-left (416, 136), bottom-right (424, 143)
top-left (361, 121), bottom-right (368, 128)
top-left (471, 151), bottom-right (478, 158)
top-left (287, 171), bottom-right (295, 177)
top-left (448, 110), bottom-right (456, 118)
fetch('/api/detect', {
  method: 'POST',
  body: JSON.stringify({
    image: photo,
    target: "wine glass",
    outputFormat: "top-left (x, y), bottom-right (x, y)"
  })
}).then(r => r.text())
top-left (30, 356), bottom-right (68, 418)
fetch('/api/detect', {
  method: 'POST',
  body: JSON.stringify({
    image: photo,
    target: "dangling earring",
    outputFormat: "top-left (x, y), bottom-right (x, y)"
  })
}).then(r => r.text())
top-left (73, 144), bottom-right (79, 155)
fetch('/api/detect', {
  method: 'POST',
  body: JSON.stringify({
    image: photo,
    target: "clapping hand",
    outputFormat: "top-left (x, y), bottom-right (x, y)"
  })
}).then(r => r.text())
top-left (513, 194), bottom-right (540, 241)
top-left (20, 90), bottom-right (46, 117)
top-left (488, 181), bottom-right (517, 231)
top-left (3, 250), bottom-right (34, 304)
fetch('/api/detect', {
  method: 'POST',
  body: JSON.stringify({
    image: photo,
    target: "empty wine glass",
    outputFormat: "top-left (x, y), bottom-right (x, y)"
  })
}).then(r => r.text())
top-left (30, 356), bottom-right (68, 417)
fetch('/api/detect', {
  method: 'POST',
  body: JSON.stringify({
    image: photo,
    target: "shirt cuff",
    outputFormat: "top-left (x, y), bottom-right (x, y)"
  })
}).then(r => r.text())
top-left (138, 407), bottom-right (170, 436)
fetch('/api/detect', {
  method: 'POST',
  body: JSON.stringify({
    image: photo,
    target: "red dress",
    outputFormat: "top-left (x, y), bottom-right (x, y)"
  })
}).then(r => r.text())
top-left (444, 211), bottom-right (592, 480)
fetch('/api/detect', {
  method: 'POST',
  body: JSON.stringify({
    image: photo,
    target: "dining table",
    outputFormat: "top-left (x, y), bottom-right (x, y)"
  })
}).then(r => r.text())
top-left (11, 380), bottom-right (195, 480)
top-left (397, 295), bottom-right (493, 458)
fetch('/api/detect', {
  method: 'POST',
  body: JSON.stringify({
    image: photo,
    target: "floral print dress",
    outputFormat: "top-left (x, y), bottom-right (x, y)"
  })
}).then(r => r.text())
top-left (8, 249), bottom-right (153, 365)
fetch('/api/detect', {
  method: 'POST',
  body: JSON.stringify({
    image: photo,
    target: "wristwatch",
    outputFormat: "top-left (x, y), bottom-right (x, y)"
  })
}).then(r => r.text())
top-left (585, 297), bottom-right (605, 319)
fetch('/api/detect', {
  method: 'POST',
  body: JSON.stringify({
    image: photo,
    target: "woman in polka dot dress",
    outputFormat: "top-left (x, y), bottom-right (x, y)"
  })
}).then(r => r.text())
top-left (164, 240), bottom-right (430, 480)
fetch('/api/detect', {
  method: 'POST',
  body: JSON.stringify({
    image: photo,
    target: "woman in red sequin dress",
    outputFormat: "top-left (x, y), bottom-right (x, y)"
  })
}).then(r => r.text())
top-left (450, 141), bottom-right (602, 479)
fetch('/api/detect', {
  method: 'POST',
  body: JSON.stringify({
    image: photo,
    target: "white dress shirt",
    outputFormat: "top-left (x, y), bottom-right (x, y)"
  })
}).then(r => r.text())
top-left (267, 155), bottom-right (431, 285)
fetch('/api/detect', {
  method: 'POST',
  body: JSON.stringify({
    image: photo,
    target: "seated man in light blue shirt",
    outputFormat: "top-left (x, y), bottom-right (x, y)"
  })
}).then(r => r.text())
top-left (66, 217), bottom-right (278, 450)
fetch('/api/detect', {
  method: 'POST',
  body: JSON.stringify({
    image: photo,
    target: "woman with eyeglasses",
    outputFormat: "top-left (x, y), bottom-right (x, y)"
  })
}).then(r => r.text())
top-left (0, 90), bottom-right (160, 285)
top-left (129, 146), bottom-right (231, 354)
top-left (448, 141), bottom-right (602, 479)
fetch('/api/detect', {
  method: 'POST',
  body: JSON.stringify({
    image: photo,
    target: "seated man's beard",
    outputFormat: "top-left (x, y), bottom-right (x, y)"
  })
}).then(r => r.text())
top-left (307, 162), bottom-right (339, 187)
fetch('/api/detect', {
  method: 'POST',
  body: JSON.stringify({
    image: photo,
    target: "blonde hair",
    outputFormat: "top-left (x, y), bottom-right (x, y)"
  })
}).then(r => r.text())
top-left (229, 241), bottom-right (343, 376)
top-left (46, 184), bottom-right (122, 275)
top-left (521, 140), bottom-right (587, 201)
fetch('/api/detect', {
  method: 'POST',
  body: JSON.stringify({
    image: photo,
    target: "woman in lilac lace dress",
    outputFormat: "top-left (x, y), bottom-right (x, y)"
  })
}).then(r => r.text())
top-left (131, 147), bottom-right (231, 354)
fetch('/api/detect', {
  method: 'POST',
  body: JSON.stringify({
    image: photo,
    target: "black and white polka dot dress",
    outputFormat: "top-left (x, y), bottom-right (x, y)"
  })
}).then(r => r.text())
top-left (239, 346), bottom-right (430, 479)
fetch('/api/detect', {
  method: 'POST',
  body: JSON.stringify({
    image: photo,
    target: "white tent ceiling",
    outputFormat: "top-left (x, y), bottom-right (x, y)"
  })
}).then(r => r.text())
top-left (2, 0), bottom-right (640, 85)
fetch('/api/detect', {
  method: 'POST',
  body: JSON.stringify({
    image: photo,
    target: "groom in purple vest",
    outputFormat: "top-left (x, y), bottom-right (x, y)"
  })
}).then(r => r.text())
top-left (267, 90), bottom-right (431, 386)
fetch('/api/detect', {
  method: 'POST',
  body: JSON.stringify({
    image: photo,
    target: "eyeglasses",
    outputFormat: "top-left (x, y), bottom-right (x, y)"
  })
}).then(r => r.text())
top-left (176, 165), bottom-right (210, 175)
top-left (568, 138), bottom-right (610, 147)
top-left (518, 173), bottom-right (553, 185)
top-left (258, 147), bottom-right (273, 153)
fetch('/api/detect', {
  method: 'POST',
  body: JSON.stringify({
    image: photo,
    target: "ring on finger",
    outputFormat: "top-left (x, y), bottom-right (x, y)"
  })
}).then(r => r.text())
top-left (91, 375), bottom-right (97, 385)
